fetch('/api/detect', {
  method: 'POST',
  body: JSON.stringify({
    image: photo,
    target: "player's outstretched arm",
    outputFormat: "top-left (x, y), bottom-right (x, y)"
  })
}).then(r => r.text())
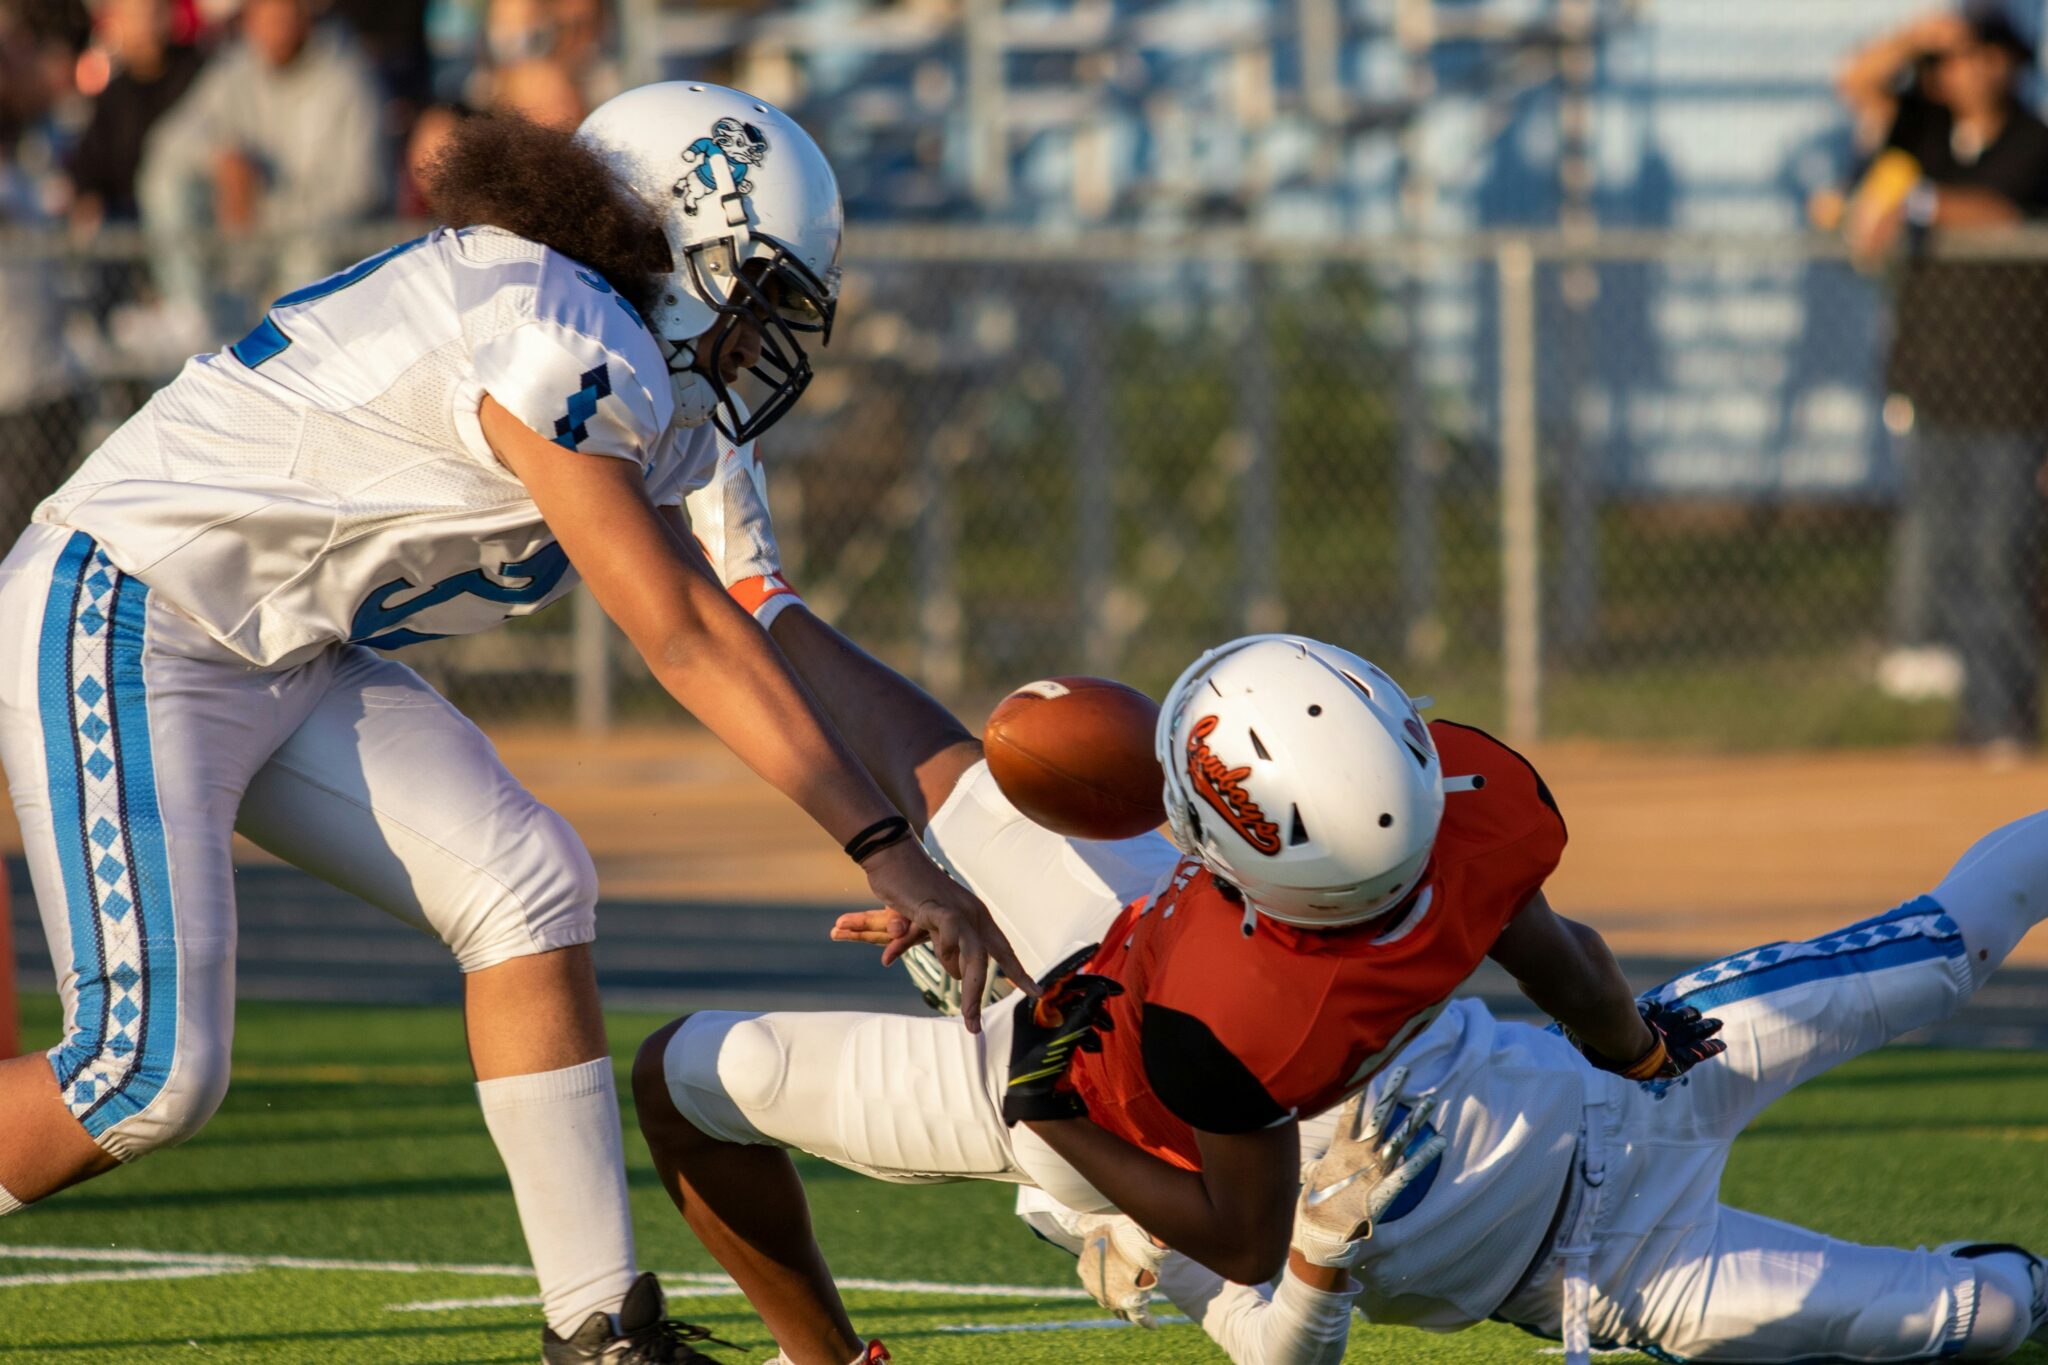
top-left (486, 397), bottom-right (1028, 1025)
top-left (1028, 1119), bottom-right (1299, 1286)
top-left (1490, 893), bottom-right (1725, 1079)
top-left (1490, 892), bottom-right (1658, 1064)
top-left (759, 598), bottom-right (979, 828)
top-left (670, 445), bottom-right (978, 827)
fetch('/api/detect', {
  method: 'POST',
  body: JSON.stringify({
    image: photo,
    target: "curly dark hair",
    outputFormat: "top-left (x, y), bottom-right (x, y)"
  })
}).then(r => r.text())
top-left (422, 111), bottom-right (671, 322)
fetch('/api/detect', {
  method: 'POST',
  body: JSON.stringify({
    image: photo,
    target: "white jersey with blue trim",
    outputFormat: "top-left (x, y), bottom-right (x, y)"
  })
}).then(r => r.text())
top-left (1315, 998), bottom-right (1585, 1332)
top-left (36, 226), bottom-right (722, 666)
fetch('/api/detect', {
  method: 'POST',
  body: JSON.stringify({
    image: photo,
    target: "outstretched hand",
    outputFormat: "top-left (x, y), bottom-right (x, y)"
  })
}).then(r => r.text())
top-left (855, 840), bottom-right (1034, 1032)
top-left (830, 907), bottom-right (910, 947)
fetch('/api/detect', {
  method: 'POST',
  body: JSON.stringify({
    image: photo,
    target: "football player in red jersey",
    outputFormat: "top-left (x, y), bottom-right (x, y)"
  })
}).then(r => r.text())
top-left (630, 609), bottom-right (1726, 1364)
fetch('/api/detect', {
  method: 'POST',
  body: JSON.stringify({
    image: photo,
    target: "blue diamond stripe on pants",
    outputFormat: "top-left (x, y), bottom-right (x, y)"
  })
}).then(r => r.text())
top-left (75, 563), bottom-right (177, 1135)
top-left (38, 532), bottom-right (108, 1093)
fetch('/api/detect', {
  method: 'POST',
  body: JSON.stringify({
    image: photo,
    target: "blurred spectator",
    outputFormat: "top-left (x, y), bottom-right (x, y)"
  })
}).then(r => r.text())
top-left (1836, 3), bottom-right (2048, 750)
top-left (135, 0), bottom-right (383, 345)
top-left (492, 55), bottom-right (583, 128)
top-left (398, 100), bottom-right (467, 217)
top-left (461, 0), bottom-right (610, 121)
top-left (549, 0), bottom-right (617, 107)
top-left (66, 0), bottom-right (203, 231)
top-left (1, 0), bottom-right (90, 542)
top-left (326, 0), bottom-right (429, 108)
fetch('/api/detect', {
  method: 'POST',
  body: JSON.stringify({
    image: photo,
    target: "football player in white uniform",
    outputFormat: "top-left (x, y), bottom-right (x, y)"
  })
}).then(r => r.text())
top-left (0, 84), bottom-right (1026, 1364)
top-left (673, 441), bottom-right (2046, 1362)
top-left (998, 824), bottom-right (2048, 1365)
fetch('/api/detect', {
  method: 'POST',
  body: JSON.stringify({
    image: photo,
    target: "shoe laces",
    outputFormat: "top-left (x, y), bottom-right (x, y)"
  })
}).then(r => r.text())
top-left (619, 1316), bottom-right (739, 1363)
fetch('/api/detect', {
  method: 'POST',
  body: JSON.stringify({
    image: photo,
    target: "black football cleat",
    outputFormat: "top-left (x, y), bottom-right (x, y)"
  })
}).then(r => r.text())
top-left (540, 1272), bottom-right (735, 1363)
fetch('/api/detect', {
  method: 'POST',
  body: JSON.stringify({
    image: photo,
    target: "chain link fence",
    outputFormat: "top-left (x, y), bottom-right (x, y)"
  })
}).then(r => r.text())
top-left (5, 223), bottom-right (2045, 749)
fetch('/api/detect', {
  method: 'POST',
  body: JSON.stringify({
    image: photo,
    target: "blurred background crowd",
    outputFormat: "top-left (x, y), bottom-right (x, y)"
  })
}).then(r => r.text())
top-left (7, 0), bottom-right (2048, 757)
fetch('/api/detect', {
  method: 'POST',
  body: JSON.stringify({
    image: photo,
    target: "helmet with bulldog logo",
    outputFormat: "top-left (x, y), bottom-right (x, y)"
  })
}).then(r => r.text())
top-left (577, 82), bottom-right (841, 442)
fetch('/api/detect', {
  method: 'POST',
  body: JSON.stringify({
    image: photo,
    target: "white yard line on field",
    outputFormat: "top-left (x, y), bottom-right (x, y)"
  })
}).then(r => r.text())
top-left (0, 1244), bottom-right (1091, 1303)
top-left (937, 1315), bottom-right (1192, 1333)
top-left (0, 1244), bottom-right (536, 1278)
top-left (0, 1264), bottom-right (250, 1289)
top-left (387, 1294), bottom-right (546, 1313)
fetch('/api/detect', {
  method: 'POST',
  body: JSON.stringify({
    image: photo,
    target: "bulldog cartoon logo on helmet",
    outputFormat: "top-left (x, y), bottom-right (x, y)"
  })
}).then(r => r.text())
top-left (1186, 715), bottom-right (1283, 855)
top-left (676, 117), bottom-right (770, 217)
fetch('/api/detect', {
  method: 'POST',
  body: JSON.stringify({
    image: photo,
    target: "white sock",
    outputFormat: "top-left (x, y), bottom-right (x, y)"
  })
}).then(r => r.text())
top-left (0, 1182), bottom-right (24, 1217)
top-left (1260, 1271), bottom-right (1358, 1365)
top-left (1930, 811), bottom-right (2048, 990)
top-left (476, 1057), bottom-right (637, 1336)
top-left (1961, 1256), bottom-right (2037, 1359)
top-left (1153, 1252), bottom-right (1356, 1365)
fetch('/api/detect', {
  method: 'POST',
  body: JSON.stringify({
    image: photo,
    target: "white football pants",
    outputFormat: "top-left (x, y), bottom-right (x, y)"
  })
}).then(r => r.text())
top-left (0, 524), bottom-right (598, 1159)
top-left (1490, 815), bottom-right (2046, 1362)
top-left (660, 759), bottom-right (1180, 1212)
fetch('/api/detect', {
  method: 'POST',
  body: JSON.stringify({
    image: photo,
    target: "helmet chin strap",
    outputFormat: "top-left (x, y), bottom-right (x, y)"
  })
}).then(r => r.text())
top-left (667, 341), bottom-right (719, 429)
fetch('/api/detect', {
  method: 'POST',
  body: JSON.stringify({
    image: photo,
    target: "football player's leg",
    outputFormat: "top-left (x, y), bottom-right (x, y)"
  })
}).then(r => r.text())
top-left (636, 1005), bottom-right (1017, 1363)
top-left (923, 757), bottom-right (1180, 977)
top-left (1640, 810), bottom-right (2048, 1143)
top-left (1617, 1206), bottom-right (2024, 1362)
top-left (1923, 807), bottom-right (2048, 988)
top-left (0, 530), bottom-right (298, 1203)
top-left (234, 646), bottom-right (631, 1341)
top-left (1640, 908), bottom-right (1974, 1143)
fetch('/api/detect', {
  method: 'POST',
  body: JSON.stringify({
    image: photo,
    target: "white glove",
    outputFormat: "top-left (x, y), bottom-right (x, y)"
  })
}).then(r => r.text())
top-left (901, 941), bottom-right (1014, 1017)
top-left (1075, 1213), bottom-right (1168, 1328)
top-left (682, 437), bottom-right (803, 627)
top-left (1294, 1067), bottom-right (1449, 1268)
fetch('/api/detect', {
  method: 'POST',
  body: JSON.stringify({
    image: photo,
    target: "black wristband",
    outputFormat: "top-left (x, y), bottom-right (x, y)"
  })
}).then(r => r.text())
top-left (844, 815), bottom-right (913, 865)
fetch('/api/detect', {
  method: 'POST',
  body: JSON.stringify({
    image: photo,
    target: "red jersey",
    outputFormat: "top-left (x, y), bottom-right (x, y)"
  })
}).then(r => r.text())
top-left (1066, 721), bottom-right (1566, 1171)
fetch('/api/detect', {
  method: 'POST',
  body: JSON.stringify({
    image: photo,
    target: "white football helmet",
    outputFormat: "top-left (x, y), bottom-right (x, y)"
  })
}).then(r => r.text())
top-left (577, 82), bottom-right (842, 442)
top-left (1156, 635), bottom-right (1445, 931)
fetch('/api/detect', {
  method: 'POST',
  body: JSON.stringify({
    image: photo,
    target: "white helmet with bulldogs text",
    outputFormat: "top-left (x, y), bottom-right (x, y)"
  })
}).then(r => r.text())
top-left (1156, 635), bottom-right (1446, 931)
top-left (577, 82), bottom-right (842, 442)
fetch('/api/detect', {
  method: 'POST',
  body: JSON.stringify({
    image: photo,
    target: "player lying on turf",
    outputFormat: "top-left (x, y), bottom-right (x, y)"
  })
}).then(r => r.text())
top-left (631, 481), bottom-right (1723, 1363)
top-left (0, 84), bottom-right (1025, 1365)
top-left (1019, 807), bottom-right (2048, 1364)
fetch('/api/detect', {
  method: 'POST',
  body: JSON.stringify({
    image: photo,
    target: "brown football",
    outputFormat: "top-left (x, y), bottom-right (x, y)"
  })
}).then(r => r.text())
top-left (983, 676), bottom-right (1167, 840)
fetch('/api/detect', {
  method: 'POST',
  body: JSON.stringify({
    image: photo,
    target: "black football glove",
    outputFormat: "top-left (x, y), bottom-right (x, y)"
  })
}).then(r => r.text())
top-left (1574, 1000), bottom-right (1726, 1081)
top-left (1002, 944), bottom-right (1124, 1127)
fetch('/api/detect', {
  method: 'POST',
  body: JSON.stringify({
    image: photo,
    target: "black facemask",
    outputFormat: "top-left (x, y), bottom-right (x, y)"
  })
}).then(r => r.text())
top-left (672, 233), bottom-right (836, 444)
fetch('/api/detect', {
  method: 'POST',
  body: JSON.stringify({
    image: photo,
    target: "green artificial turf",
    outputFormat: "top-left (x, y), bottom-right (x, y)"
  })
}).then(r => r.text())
top-left (1, 998), bottom-right (2043, 1363)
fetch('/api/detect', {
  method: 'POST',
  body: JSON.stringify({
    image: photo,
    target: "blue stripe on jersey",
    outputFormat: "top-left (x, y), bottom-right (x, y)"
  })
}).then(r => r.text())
top-left (230, 234), bottom-right (432, 369)
top-left (551, 366), bottom-right (613, 450)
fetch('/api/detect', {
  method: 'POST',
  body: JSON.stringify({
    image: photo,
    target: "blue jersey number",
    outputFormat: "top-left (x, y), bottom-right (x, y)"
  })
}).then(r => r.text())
top-left (230, 235), bottom-right (432, 369)
top-left (349, 543), bottom-right (572, 650)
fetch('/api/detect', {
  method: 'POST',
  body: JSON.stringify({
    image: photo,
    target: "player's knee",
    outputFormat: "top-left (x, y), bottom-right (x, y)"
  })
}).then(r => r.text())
top-left (632, 1018), bottom-right (689, 1133)
top-left (642, 1011), bottom-right (780, 1147)
top-left (1937, 810), bottom-right (2048, 917)
top-left (449, 807), bottom-right (600, 971)
top-left (76, 1032), bottom-right (233, 1161)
